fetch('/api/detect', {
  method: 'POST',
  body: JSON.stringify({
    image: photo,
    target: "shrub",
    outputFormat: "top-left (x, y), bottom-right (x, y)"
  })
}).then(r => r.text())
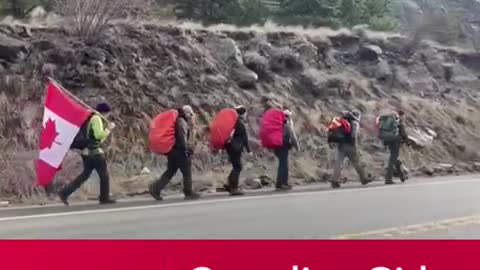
top-left (54, 0), bottom-right (151, 41)
top-left (368, 15), bottom-right (399, 31)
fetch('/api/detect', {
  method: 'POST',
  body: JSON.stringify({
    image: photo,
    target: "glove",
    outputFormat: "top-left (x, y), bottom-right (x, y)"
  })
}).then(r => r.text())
top-left (351, 141), bottom-right (357, 149)
top-left (107, 122), bottom-right (116, 130)
top-left (185, 149), bottom-right (193, 157)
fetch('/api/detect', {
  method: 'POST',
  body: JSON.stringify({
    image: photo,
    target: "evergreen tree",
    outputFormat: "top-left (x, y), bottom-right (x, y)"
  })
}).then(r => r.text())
top-left (276, 0), bottom-right (341, 28)
top-left (280, 0), bottom-right (339, 18)
top-left (362, 0), bottom-right (390, 20)
top-left (235, 0), bottom-right (269, 26)
top-left (175, 0), bottom-right (236, 24)
top-left (339, 0), bottom-right (364, 27)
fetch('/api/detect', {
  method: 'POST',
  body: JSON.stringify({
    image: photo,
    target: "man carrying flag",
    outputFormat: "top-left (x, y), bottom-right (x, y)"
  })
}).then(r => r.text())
top-left (37, 79), bottom-right (116, 206)
top-left (58, 102), bottom-right (116, 205)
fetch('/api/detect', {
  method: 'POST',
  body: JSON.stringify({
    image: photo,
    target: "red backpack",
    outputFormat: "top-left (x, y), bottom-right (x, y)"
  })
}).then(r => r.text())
top-left (209, 108), bottom-right (239, 151)
top-left (148, 110), bottom-right (178, 155)
top-left (260, 108), bottom-right (286, 149)
top-left (327, 117), bottom-right (351, 143)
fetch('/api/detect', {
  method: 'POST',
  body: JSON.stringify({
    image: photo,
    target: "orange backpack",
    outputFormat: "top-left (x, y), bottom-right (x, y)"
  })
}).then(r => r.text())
top-left (209, 108), bottom-right (239, 151)
top-left (148, 110), bottom-right (178, 155)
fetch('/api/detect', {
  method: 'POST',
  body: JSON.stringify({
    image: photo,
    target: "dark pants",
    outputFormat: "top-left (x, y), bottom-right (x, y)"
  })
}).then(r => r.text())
top-left (385, 139), bottom-right (404, 182)
top-left (274, 144), bottom-right (289, 187)
top-left (151, 149), bottom-right (193, 196)
top-left (60, 154), bottom-right (110, 201)
top-left (332, 144), bottom-right (367, 183)
top-left (226, 145), bottom-right (243, 191)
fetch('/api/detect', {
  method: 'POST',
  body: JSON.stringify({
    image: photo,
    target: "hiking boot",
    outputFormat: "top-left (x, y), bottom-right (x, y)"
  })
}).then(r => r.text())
top-left (361, 178), bottom-right (373, 185)
top-left (385, 180), bottom-right (396, 185)
top-left (229, 189), bottom-right (245, 196)
top-left (331, 181), bottom-right (341, 189)
top-left (58, 192), bottom-right (69, 206)
top-left (275, 184), bottom-right (292, 191)
top-left (400, 174), bottom-right (408, 183)
top-left (184, 192), bottom-right (200, 201)
top-left (148, 183), bottom-right (163, 201)
top-left (360, 173), bottom-right (375, 185)
top-left (99, 199), bottom-right (116, 205)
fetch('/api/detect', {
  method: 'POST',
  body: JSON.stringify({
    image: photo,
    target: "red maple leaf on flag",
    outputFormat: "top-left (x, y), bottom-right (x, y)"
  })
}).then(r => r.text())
top-left (39, 118), bottom-right (60, 150)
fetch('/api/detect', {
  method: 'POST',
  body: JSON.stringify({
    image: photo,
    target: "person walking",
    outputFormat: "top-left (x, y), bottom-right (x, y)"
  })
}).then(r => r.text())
top-left (58, 102), bottom-right (116, 205)
top-left (330, 110), bottom-right (372, 189)
top-left (274, 109), bottom-right (299, 191)
top-left (378, 110), bottom-right (408, 184)
top-left (149, 105), bottom-right (200, 201)
top-left (224, 106), bottom-right (251, 196)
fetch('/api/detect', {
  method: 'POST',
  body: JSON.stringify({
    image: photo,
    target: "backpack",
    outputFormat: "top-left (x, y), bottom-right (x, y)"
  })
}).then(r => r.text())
top-left (148, 110), bottom-right (179, 155)
top-left (260, 108), bottom-right (286, 149)
top-left (70, 113), bottom-right (94, 150)
top-left (209, 108), bottom-right (239, 151)
top-left (327, 117), bottom-right (352, 143)
top-left (377, 114), bottom-right (399, 142)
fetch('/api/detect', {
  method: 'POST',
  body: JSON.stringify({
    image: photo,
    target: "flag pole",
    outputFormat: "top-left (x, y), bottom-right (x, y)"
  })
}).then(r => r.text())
top-left (46, 77), bottom-right (111, 123)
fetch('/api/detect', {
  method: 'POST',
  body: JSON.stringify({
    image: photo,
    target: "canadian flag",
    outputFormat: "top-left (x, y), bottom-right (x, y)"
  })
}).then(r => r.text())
top-left (36, 80), bottom-right (91, 186)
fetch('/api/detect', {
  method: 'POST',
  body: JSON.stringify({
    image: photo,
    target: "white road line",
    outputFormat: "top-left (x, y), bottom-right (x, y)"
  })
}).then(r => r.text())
top-left (334, 215), bottom-right (480, 239)
top-left (0, 177), bottom-right (479, 222)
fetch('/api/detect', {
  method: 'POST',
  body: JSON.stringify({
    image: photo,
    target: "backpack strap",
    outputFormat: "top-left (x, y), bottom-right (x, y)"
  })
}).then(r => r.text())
top-left (86, 115), bottom-right (102, 150)
top-left (339, 118), bottom-right (351, 133)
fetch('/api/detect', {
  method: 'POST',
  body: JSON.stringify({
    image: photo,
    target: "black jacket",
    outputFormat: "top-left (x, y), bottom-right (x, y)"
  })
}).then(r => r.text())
top-left (174, 116), bottom-right (190, 152)
top-left (283, 116), bottom-right (299, 150)
top-left (342, 113), bottom-right (359, 147)
top-left (399, 118), bottom-right (408, 141)
top-left (228, 119), bottom-right (251, 153)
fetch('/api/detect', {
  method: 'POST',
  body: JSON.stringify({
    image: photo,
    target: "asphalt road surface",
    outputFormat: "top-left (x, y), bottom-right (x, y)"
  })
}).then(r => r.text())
top-left (1, 174), bottom-right (480, 239)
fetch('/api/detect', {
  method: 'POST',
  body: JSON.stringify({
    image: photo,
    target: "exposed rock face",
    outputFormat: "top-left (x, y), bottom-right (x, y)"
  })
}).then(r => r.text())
top-left (231, 65), bottom-right (258, 89)
top-left (0, 34), bottom-right (29, 62)
top-left (1, 23), bottom-right (480, 199)
top-left (244, 51), bottom-right (269, 80)
top-left (358, 44), bottom-right (383, 61)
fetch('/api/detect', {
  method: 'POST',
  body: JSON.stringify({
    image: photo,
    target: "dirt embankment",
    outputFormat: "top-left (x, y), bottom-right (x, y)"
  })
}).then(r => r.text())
top-left (1, 22), bottom-right (480, 203)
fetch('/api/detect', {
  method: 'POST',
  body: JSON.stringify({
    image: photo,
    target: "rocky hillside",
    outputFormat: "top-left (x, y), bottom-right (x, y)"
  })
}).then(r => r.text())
top-left (1, 22), bottom-right (480, 202)
top-left (392, 0), bottom-right (480, 50)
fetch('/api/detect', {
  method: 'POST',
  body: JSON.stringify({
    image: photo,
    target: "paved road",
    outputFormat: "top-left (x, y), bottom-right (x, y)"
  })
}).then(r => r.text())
top-left (0, 175), bottom-right (480, 239)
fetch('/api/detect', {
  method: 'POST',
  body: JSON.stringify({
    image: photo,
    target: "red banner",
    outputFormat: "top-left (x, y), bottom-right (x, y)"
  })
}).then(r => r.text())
top-left (0, 241), bottom-right (477, 269)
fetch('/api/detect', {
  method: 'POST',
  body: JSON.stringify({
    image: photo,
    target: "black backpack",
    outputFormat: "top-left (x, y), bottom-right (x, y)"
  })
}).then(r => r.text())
top-left (70, 115), bottom-right (95, 150)
top-left (327, 117), bottom-right (352, 144)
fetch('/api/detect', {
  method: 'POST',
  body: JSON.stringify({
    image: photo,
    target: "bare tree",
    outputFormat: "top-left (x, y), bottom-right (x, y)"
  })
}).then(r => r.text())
top-left (55, 0), bottom-right (151, 41)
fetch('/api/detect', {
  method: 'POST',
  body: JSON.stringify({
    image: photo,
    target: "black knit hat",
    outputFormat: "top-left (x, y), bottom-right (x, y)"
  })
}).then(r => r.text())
top-left (235, 105), bottom-right (247, 116)
top-left (96, 102), bottom-right (111, 113)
